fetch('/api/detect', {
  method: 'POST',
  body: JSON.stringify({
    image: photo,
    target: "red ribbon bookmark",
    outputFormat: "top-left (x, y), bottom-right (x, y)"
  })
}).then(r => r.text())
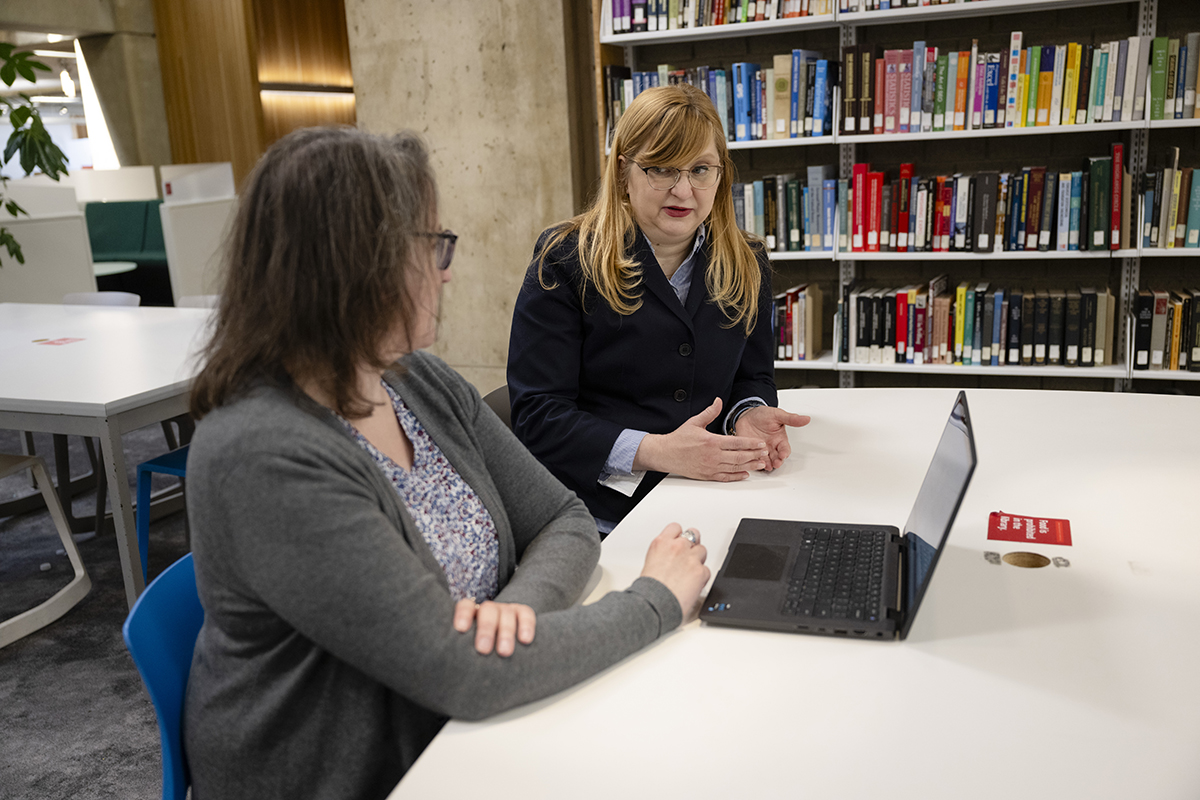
top-left (987, 511), bottom-right (1072, 546)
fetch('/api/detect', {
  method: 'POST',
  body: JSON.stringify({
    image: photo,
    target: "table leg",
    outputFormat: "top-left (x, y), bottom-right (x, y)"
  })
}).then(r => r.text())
top-left (99, 418), bottom-right (145, 608)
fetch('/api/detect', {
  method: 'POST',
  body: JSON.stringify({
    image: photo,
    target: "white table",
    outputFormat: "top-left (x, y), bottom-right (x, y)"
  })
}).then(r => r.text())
top-left (0, 303), bottom-right (212, 608)
top-left (393, 387), bottom-right (1200, 799)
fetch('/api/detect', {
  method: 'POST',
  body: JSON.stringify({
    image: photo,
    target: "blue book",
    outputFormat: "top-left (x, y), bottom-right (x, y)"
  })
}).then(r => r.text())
top-left (948, 176), bottom-right (959, 249)
top-left (790, 51), bottom-right (802, 138)
top-left (1186, 176), bottom-right (1200, 247)
top-left (1007, 172), bottom-right (1023, 251)
top-left (1068, 170), bottom-right (1083, 251)
top-left (1176, 45), bottom-right (1188, 119)
top-left (753, 180), bottom-right (765, 238)
top-left (991, 289), bottom-right (1005, 365)
top-left (1093, 50), bottom-right (1109, 120)
top-left (752, 68), bottom-right (764, 140)
top-left (911, 42), bottom-right (926, 133)
top-left (732, 63), bottom-right (756, 142)
top-left (984, 59), bottom-right (1001, 128)
top-left (1143, 186), bottom-right (1155, 248)
top-left (712, 70), bottom-right (729, 142)
top-left (822, 179), bottom-right (837, 251)
top-left (812, 59), bottom-right (829, 137)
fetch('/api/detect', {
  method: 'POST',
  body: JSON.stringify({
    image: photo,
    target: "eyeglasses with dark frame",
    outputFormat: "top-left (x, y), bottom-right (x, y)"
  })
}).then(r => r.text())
top-left (631, 161), bottom-right (723, 191)
top-left (418, 230), bottom-right (458, 271)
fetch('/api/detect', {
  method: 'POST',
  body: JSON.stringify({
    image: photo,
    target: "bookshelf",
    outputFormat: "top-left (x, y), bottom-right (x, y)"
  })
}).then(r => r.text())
top-left (591, 0), bottom-right (1200, 391)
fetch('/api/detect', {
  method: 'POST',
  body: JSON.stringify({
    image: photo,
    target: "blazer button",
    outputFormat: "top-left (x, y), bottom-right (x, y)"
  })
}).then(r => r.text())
top-left (678, 343), bottom-right (693, 356)
top-left (673, 389), bottom-right (687, 402)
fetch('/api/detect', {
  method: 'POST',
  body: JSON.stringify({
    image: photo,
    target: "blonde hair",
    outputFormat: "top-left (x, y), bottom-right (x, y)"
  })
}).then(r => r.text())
top-left (539, 84), bottom-right (762, 332)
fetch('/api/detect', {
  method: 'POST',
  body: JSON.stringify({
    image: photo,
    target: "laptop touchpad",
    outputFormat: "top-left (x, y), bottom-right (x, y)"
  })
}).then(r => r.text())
top-left (724, 543), bottom-right (789, 581)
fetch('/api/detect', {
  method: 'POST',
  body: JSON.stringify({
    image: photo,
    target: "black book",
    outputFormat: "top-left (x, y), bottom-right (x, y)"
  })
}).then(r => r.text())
top-left (1007, 288), bottom-right (1024, 365)
top-left (763, 176), bottom-right (778, 250)
top-left (1064, 289), bottom-right (1083, 366)
top-left (842, 45), bottom-right (859, 135)
top-left (973, 171), bottom-right (999, 253)
top-left (631, 1), bottom-right (649, 32)
top-left (870, 291), bottom-right (884, 358)
top-left (881, 183), bottom-right (893, 252)
top-left (1020, 291), bottom-right (1036, 365)
top-left (1007, 171), bottom-right (1023, 251)
top-left (1076, 44), bottom-right (1094, 123)
top-left (840, 282), bottom-right (853, 362)
top-left (856, 291), bottom-right (871, 363)
top-left (1079, 287), bottom-right (1098, 367)
top-left (924, 179), bottom-right (936, 251)
top-left (805, 59), bottom-right (818, 137)
top-left (973, 283), bottom-right (987, 361)
top-left (882, 288), bottom-right (896, 358)
top-left (1048, 289), bottom-right (1066, 365)
top-left (963, 176), bottom-right (976, 252)
top-left (1033, 290), bottom-right (1050, 365)
top-left (1038, 172), bottom-right (1057, 251)
top-left (1187, 289), bottom-right (1200, 371)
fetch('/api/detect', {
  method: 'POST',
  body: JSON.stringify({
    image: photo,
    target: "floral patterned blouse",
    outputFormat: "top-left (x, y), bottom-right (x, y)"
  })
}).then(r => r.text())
top-left (335, 381), bottom-right (500, 602)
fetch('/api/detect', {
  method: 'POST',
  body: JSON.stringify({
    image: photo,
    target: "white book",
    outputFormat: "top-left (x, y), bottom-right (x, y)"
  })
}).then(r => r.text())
top-left (765, 68), bottom-right (776, 140)
top-left (967, 39), bottom-right (980, 129)
top-left (1005, 31), bottom-right (1023, 127)
top-left (623, 79), bottom-right (634, 110)
top-left (1102, 41), bottom-right (1120, 121)
top-left (1121, 36), bottom-right (1141, 124)
top-left (1056, 172), bottom-right (1072, 251)
top-left (954, 175), bottom-right (970, 250)
top-left (1049, 45), bottom-right (1066, 127)
top-left (1133, 35), bottom-right (1152, 119)
top-left (914, 183), bottom-right (928, 250)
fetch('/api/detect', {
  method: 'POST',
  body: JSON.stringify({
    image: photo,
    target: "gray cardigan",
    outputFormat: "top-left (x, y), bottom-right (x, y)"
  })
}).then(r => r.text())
top-left (183, 351), bottom-right (682, 800)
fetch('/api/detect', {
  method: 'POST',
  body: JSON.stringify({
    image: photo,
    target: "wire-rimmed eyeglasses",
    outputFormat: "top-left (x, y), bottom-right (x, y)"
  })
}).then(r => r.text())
top-left (632, 161), bottom-right (723, 191)
top-left (418, 230), bottom-right (457, 271)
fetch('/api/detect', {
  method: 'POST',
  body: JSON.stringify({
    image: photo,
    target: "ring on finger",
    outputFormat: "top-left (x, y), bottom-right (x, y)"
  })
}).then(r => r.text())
top-left (682, 528), bottom-right (700, 545)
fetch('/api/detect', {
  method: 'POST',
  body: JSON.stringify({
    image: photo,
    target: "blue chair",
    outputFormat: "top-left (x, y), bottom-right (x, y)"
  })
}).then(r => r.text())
top-left (135, 446), bottom-right (189, 582)
top-left (123, 553), bottom-right (203, 800)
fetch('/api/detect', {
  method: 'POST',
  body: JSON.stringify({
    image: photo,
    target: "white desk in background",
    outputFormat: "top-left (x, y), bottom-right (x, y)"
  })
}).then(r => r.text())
top-left (393, 387), bottom-right (1200, 799)
top-left (0, 303), bottom-right (211, 608)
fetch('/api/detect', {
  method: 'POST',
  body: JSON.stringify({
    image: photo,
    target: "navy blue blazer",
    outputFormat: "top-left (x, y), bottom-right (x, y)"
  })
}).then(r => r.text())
top-left (507, 228), bottom-right (777, 524)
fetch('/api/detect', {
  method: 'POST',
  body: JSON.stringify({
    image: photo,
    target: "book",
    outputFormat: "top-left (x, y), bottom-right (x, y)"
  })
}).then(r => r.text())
top-left (1026, 167), bottom-right (1047, 250)
top-left (852, 162), bottom-right (869, 251)
top-left (1007, 287), bottom-right (1023, 365)
top-left (1033, 289), bottom-right (1050, 365)
top-left (1133, 35), bottom-right (1153, 120)
top-left (910, 42), bottom-right (925, 132)
top-left (1005, 32), bottom-right (1023, 127)
top-left (884, 50), bottom-right (900, 134)
top-left (1020, 290), bottom-right (1035, 365)
top-left (966, 39), bottom-right (980, 129)
top-left (772, 55), bottom-right (792, 139)
top-left (1038, 171), bottom-right (1057, 251)
top-left (1175, 167), bottom-right (1192, 249)
top-left (1151, 37), bottom-right (1169, 120)
top-left (953, 50), bottom-right (970, 130)
top-left (1150, 289), bottom-right (1170, 369)
top-left (973, 171), bottom-right (998, 253)
top-left (841, 45), bottom-right (858, 134)
top-left (1056, 171), bottom-right (1073, 252)
top-left (1133, 289), bottom-right (1154, 369)
top-left (933, 54), bottom-right (949, 131)
top-left (1111, 143), bottom-right (1124, 250)
top-left (1079, 286), bottom-right (1097, 366)
top-left (899, 49), bottom-right (914, 133)
top-left (1025, 45), bottom-right (1041, 127)
top-left (1036, 45), bottom-right (1055, 125)
top-left (1048, 289), bottom-right (1066, 364)
top-left (1064, 289), bottom-right (1082, 366)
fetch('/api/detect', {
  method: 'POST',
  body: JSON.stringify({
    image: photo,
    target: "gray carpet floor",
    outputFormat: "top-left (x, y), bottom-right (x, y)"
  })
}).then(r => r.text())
top-left (0, 426), bottom-right (191, 799)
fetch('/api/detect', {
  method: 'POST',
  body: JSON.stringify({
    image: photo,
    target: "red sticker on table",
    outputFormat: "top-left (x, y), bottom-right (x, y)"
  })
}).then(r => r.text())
top-left (987, 511), bottom-right (1072, 546)
top-left (35, 338), bottom-right (85, 346)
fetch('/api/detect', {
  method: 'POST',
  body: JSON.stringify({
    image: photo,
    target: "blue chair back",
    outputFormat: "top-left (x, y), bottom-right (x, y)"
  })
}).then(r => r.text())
top-left (123, 553), bottom-right (203, 800)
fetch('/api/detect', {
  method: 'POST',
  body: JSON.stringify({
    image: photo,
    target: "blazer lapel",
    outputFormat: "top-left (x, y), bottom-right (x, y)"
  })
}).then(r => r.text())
top-left (632, 230), bottom-right (695, 330)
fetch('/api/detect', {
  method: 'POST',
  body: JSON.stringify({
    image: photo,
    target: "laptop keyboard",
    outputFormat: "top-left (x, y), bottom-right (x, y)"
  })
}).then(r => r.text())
top-left (781, 527), bottom-right (888, 622)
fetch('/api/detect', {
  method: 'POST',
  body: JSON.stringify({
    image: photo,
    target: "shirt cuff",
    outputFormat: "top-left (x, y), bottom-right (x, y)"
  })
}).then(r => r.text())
top-left (599, 429), bottom-right (649, 498)
top-left (724, 397), bottom-right (767, 435)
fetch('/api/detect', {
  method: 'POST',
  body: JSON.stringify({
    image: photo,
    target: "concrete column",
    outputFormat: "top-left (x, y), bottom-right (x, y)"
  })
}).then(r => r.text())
top-left (77, 32), bottom-right (172, 167)
top-left (345, 0), bottom-right (579, 393)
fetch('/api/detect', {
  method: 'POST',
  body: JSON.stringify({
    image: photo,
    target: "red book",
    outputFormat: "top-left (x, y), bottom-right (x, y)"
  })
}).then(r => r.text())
top-left (867, 171), bottom-right (885, 252)
top-left (874, 59), bottom-right (886, 135)
top-left (895, 291), bottom-right (909, 362)
top-left (899, 49), bottom-right (914, 133)
top-left (898, 163), bottom-right (914, 251)
top-left (889, 180), bottom-right (901, 249)
top-left (884, 50), bottom-right (900, 134)
top-left (852, 162), bottom-right (869, 252)
top-left (1111, 142), bottom-right (1123, 250)
top-left (914, 295), bottom-right (927, 363)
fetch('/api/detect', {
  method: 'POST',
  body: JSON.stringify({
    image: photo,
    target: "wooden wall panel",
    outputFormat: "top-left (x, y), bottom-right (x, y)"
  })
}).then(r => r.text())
top-left (253, 0), bottom-right (354, 87)
top-left (151, 0), bottom-right (266, 189)
top-left (260, 93), bottom-right (356, 146)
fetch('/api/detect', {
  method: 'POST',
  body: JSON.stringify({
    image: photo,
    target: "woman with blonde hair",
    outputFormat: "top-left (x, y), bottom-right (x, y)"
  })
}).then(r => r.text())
top-left (508, 84), bottom-right (809, 533)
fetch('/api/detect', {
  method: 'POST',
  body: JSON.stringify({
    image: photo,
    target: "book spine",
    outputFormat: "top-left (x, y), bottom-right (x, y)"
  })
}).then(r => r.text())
top-left (1005, 31), bottom-right (1023, 127)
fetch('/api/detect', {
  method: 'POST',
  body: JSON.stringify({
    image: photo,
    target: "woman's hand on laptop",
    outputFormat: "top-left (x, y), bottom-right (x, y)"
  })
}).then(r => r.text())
top-left (640, 523), bottom-right (711, 622)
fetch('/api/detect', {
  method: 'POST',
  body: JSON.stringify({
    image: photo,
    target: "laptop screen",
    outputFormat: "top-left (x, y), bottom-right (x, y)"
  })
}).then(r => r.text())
top-left (897, 391), bottom-right (977, 640)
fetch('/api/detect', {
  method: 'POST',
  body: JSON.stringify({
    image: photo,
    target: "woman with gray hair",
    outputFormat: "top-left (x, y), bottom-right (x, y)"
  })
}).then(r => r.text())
top-left (183, 127), bottom-right (710, 799)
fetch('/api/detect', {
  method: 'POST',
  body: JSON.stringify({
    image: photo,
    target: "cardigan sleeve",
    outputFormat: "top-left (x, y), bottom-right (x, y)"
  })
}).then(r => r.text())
top-left (205, 442), bottom-right (682, 723)
top-left (729, 249), bottom-right (779, 409)
top-left (507, 234), bottom-right (628, 492)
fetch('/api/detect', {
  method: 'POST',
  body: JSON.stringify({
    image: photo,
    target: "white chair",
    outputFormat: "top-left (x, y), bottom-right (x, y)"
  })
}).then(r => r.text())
top-left (0, 214), bottom-right (96, 303)
top-left (159, 197), bottom-right (235, 300)
top-left (176, 295), bottom-right (219, 308)
top-left (0, 454), bottom-right (91, 649)
top-left (62, 291), bottom-right (141, 307)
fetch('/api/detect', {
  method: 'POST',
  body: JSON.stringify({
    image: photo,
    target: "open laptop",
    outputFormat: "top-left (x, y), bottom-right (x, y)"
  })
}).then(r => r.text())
top-left (700, 391), bottom-right (976, 641)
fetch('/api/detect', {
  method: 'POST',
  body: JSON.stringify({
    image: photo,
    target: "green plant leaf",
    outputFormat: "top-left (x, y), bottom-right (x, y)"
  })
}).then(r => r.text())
top-left (0, 63), bottom-right (15, 87)
top-left (5, 199), bottom-right (27, 217)
top-left (0, 229), bottom-right (26, 265)
top-left (4, 128), bottom-right (25, 165)
top-left (10, 106), bottom-right (30, 129)
top-left (15, 62), bottom-right (35, 83)
top-left (0, 44), bottom-right (14, 59)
